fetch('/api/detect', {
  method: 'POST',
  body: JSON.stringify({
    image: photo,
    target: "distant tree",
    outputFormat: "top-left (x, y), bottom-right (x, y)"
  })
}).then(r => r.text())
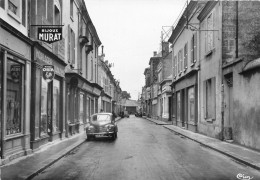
top-left (121, 91), bottom-right (131, 100)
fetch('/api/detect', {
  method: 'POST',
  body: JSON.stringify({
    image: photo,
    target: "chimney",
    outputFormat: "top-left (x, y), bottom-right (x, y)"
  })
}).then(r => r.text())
top-left (162, 42), bottom-right (169, 57)
top-left (101, 45), bottom-right (104, 55)
top-left (153, 51), bottom-right (157, 57)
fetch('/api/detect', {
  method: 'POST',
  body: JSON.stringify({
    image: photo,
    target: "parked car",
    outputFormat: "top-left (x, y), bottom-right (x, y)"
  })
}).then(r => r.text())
top-left (86, 113), bottom-right (118, 140)
top-left (135, 112), bottom-right (142, 117)
top-left (124, 110), bottom-right (130, 118)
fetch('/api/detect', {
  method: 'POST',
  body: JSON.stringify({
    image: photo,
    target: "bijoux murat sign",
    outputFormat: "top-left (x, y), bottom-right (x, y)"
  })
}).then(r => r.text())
top-left (38, 27), bottom-right (62, 43)
top-left (42, 65), bottom-right (55, 83)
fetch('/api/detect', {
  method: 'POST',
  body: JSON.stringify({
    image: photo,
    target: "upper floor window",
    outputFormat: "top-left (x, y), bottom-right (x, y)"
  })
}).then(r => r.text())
top-left (178, 49), bottom-right (183, 74)
top-left (191, 32), bottom-right (197, 64)
top-left (67, 25), bottom-right (75, 65)
top-left (184, 43), bottom-right (188, 70)
top-left (206, 11), bottom-right (215, 53)
top-left (70, 0), bottom-right (73, 19)
top-left (174, 56), bottom-right (177, 77)
top-left (5, 0), bottom-right (26, 26)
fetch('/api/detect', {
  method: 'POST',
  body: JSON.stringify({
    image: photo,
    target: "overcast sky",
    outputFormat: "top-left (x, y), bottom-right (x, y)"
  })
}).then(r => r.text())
top-left (85, 0), bottom-right (187, 100)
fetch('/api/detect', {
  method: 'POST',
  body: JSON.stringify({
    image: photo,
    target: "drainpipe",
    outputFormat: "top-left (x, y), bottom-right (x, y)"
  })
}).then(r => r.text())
top-left (220, 1), bottom-right (224, 141)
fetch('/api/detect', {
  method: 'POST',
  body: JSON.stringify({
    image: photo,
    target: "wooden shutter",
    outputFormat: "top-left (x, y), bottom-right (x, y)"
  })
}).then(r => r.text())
top-left (191, 35), bottom-right (194, 64)
top-left (194, 32), bottom-right (197, 63)
top-left (0, 0), bottom-right (5, 9)
top-left (72, 30), bottom-right (75, 65)
top-left (184, 43), bottom-right (187, 69)
top-left (67, 25), bottom-right (71, 63)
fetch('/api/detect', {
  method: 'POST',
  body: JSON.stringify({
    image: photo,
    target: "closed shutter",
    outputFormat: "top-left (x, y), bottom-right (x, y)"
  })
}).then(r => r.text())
top-left (67, 25), bottom-right (71, 63)
top-left (191, 35), bottom-right (194, 64)
top-left (194, 32), bottom-right (197, 62)
top-left (71, 30), bottom-right (75, 65)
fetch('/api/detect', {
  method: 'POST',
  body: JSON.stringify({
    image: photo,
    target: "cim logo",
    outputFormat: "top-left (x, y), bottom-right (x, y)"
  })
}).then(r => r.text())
top-left (38, 27), bottom-right (62, 44)
top-left (42, 65), bottom-right (55, 83)
top-left (236, 173), bottom-right (254, 180)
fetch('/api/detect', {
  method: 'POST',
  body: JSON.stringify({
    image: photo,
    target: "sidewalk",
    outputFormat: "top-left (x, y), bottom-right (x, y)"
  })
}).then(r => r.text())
top-left (2, 117), bottom-right (122, 180)
top-left (144, 117), bottom-right (260, 171)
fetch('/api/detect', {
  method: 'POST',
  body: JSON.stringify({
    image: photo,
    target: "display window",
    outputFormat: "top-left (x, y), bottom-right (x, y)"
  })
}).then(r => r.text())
top-left (41, 77), bottom-right (48, 136)
top-left (188, 87), bottom-right (195, 122)
top-left (177, 92), bottom-right (181, 122)
top-left (79, 93), bottom-right (84, 124)
top-left (53, 79), bottom-right (60, 133)
top-left (6, 59), bottom-right (24, 135)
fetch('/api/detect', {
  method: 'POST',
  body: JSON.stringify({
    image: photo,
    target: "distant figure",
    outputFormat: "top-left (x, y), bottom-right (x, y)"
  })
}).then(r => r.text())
top-left (112, 111), bottom-right (117, 120)
top-left (100, 109), bottom-right (103, 113)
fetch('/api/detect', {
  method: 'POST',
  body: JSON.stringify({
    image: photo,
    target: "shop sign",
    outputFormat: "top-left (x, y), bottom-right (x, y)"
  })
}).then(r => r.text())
top-left (35, 49), bottom-right (65, 77)
top-left (10, 65), bottom-right (21, 82)
top-left (42, 65), bottom-right (55, 82)
top-left (38, 27), bottom-right (62, 44)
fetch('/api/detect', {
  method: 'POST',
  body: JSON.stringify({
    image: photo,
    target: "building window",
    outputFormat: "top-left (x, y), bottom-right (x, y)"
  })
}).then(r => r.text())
top-left (6, 59), bottom-right (23, 135)
top-left (52, 79), bottom-right (60, 133)
top-left (188, 86), bottom-right (195, 122)
top-left (0, 52), bottom-right (2, 128)
top-left (191, 33), bottom-right (197, 64)
top-left (71, 29), bottom-right (75, 66)
top-left (184, 43), bottom-right (188, 70)
top-left (177, 92), bottom-right (181, 122)
top-left (206, 12), bottom-right (214, 53)
top-left (178, 49), bottom-right (183, 74)
top-left (174, 56), bottom-right (177, 77)
top-left (204, 77), bottom-right (216, 120)
top-left (91, 58), bottom-right (93, 80)
top-left (79, 93), bottom-right (84, 124)
top-left (41, 77), bottom-right (48, 136)
top-left (70, 0), bottom-right (73, 19)
top-left (0, 0), bottom-right (5, 9)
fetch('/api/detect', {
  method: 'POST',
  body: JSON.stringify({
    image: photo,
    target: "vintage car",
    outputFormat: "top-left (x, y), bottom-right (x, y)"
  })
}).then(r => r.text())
top-left (86, 113), bottom-right (118, 140)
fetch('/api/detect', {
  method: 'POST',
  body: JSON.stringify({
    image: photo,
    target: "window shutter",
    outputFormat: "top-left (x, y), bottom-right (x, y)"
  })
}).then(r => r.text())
top-left (191, 35), bottom-right (194, 64)
top-left (212, 77), bottom-right (216, 119)
top-left (67, 25), bottom-right (71, 63)
top-left (72, 30), bottom-right (75, 65)
top-left (194, 32), bottom-right (197, 62)
top-left (203, 80), bottom-right (207, 119)
top-left (0, 0), bottom-right (5, 9)
top-left (184, 44), bottom-right (187, 68)
top-left (22, 0), bottom-right (26, 26)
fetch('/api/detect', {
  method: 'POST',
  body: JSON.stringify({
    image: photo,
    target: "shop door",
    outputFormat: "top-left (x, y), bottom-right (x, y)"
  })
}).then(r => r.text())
top-left (47, 82), bottom-right (53, 137)
top-left (181, 90), bottom-right (185, 127)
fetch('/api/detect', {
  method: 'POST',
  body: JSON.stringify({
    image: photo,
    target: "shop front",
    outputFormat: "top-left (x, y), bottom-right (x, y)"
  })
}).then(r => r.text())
top-left (30, 43), bottom-right (67, 150)
top-left (0, 19), bottom-right (32, 161)
top-left (65, 73), bottom-right (102, 136)
top-left (173, 70), bottom-right (198, 132)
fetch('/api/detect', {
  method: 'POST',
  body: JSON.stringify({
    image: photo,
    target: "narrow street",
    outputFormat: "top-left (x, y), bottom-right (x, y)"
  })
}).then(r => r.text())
top-left (33, 116), bottom-right (260, 180)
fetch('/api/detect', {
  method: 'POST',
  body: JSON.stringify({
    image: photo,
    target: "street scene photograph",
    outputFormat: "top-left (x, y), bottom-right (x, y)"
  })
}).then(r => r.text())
top-left (1, 0), bottom-right (260, 179)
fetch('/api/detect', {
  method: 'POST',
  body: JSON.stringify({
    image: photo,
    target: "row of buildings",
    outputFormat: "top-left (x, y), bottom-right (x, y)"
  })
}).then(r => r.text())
top-left (141, 1), bottom-right (260, 152)
top-left (0, 0), bottom-right (122, 163)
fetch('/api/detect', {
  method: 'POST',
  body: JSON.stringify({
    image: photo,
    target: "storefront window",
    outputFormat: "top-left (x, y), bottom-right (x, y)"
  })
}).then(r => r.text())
top-left (177, 92), bottom-right (181, 122)
top-left (6, 59), bottom-right (23, 135)
top-left (0, 52), bottom-right (2, 138)
top-left (79, 93), bottom-right (84, 124)
top-left (188, 87), bottom-right (195, 122)
top-left (41, 77), bottom-right (48, 136)
top-left (53, 79), bottom-right (60, 133)
top-left (86, 97), bottom-right (90, 123)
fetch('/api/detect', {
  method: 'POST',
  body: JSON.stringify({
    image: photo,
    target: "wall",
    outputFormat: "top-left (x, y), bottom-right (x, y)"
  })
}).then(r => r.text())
top-left (198, 2), bottom-right (223, 139)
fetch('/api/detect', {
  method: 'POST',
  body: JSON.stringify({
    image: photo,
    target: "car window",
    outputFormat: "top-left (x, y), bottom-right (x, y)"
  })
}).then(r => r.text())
top-left (92, 114), bottom-right (111, 122)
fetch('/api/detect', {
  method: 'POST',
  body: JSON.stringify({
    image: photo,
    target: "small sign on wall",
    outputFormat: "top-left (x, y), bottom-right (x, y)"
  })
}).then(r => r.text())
top-left (42, 65), bottom-right (55, 83)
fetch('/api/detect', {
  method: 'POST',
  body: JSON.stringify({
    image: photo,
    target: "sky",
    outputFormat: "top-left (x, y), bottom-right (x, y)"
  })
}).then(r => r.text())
top-left (85, 0), bottom-right (187, 100)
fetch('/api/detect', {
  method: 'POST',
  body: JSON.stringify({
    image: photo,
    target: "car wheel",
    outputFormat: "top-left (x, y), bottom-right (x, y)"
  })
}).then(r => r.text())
top-left (87, 134), bottom-right (92, 140)
top-left (112, 133), bottom-right (116, 140)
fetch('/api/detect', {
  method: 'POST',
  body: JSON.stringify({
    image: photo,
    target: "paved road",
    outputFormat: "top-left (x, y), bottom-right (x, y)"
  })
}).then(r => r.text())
top-left (33, 116), bottom-right (260, 180)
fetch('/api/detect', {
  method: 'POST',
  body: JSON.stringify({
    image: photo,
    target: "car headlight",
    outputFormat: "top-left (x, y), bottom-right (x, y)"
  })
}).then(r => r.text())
top-left (105, 124), bottom-right (114, 130)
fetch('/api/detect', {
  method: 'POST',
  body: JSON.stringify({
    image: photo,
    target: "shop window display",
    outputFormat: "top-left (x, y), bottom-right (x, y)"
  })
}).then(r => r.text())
top-left (53, 79), bottom-right (60, 133)
top-left (79, 93), bottom-right (84, 124)
top-left (41, 77), bottom-right (48, 136)
top-left (6, 60), bottom-right (23, 135)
